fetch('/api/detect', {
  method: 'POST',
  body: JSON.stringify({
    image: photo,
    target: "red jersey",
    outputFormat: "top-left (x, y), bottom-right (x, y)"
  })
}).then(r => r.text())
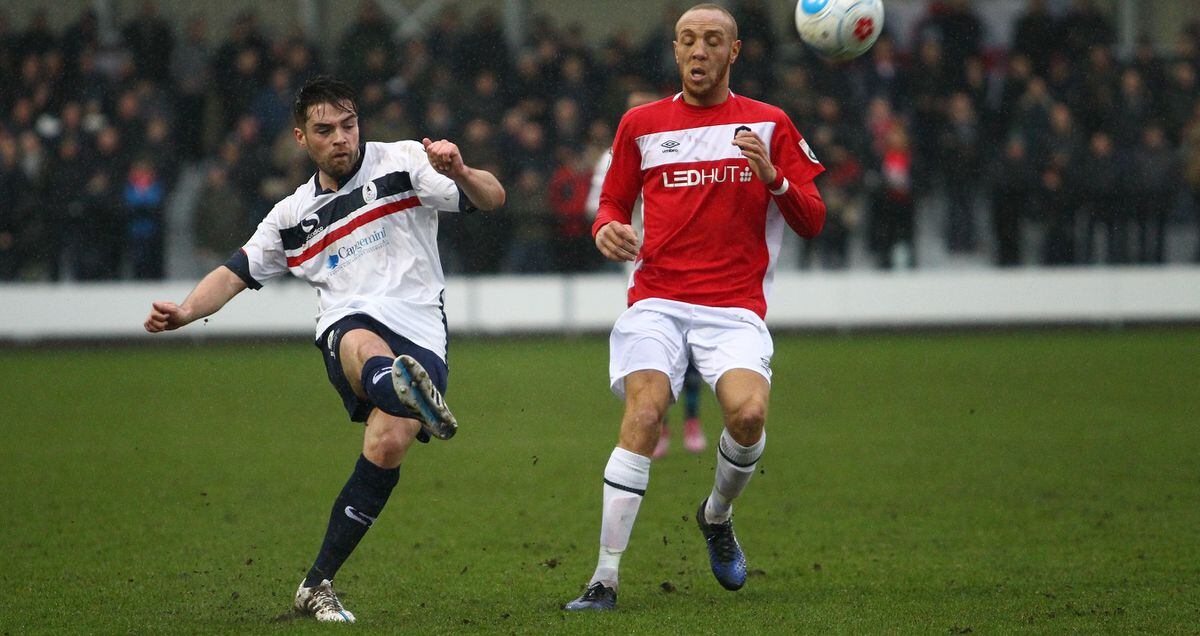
top-left (593, 91), bottom-right (826, 319)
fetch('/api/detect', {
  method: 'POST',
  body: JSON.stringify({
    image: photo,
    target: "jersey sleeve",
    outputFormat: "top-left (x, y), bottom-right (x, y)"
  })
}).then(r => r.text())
top-left (224, 205), bottom-right (289, 289)
top-left (767, 115), bottom-right (827, 239)
top-left (584, 149), bottom-right (613, 219)
top-left (591, 112), bottom-right (642, 237)
top-left (397, 140), bottom-right (477, 213)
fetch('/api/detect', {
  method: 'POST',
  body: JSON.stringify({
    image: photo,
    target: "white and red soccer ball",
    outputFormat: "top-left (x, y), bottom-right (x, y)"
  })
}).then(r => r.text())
top-left (795, 0), bottom-right (884, 61)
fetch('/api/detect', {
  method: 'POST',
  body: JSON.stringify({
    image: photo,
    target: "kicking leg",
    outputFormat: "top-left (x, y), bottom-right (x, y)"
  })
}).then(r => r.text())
top-left (697, 369), bottom-right (769, 591)
top-left (344, 328), bottom-right (457, 441)
top-left (565, 370), bottom-right (671, 611)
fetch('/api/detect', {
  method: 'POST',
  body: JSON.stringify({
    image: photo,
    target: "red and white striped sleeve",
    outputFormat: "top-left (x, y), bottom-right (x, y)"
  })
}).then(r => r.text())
top-left (592, 113), bottom-right (643, 237)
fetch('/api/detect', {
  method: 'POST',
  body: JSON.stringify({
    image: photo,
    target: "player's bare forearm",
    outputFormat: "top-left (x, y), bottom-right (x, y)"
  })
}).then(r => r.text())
top-left (422, 137), bottom-right (505, 210)
top-left (144, 266), bottom-right (247, 333)
top-left (184, 266), bottom-right (249, 318)
top-left (453, 166), bottom-right (506, 211)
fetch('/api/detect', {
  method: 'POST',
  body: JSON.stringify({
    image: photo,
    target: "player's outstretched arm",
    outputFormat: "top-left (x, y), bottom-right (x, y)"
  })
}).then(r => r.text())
top-left (422, 137), bottom-right (506, 210)
top-left (144, 266), bottom-right (248, 333)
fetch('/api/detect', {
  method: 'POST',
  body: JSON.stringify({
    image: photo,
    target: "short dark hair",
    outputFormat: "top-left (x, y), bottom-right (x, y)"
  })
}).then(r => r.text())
top-left (293, 75), bottom-right (358, 128)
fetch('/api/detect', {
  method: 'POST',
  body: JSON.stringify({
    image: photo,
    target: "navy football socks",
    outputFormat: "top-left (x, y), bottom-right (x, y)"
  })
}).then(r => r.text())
top-left (361, 356), bottom-right (411, 418)
top-left (304, 454), bottom-right (400, 586)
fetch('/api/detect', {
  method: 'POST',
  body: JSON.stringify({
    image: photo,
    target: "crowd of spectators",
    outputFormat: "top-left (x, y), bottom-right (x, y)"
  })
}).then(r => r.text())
top-left (3, 0), bottom-right (1200, 281)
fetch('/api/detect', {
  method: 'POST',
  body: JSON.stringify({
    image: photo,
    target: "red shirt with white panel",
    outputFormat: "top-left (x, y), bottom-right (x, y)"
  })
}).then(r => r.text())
top-left (593, 91), bottom-right (826, 319)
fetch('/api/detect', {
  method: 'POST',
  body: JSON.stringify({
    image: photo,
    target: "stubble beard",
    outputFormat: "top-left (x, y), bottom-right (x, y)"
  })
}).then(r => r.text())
top-left (319, 146), bottom-right (359, 181)
top-left (683, 59), bottom-right (731, 103)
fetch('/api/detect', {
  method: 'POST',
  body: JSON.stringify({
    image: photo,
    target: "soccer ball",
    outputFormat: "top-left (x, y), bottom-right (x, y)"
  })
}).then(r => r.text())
top-left (795, 0), bottom-right (884, 61)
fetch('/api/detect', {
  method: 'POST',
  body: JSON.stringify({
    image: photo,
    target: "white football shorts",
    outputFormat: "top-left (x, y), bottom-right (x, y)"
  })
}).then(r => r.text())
top-left (609, 298), bottom-right (773, 400)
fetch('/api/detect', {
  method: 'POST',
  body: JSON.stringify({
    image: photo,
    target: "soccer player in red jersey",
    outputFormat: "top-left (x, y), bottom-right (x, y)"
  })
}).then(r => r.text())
top-left (565, 3), bottom-right (826, 610)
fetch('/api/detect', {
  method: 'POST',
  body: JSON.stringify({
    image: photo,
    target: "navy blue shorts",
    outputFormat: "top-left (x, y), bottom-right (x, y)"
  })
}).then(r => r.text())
top-left (316, 313), bottom-right (449, 424)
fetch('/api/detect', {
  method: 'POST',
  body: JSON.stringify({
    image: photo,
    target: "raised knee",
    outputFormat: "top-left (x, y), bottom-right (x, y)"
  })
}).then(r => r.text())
top-left (727, 402), bottom-right (766, 443)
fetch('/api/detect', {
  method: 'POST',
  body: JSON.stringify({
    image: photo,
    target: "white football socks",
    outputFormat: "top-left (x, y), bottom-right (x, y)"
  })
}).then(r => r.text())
top-left (705, 429), bottom-right (765, 524)
top-left (590, 447), bottom-right (651, 589)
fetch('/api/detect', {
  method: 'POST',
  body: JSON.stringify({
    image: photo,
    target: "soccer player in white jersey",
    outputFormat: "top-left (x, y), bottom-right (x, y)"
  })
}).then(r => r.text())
top-left (143, 77), bottom-right (504, 623)
top-left (565, 4), bottom-right (825, 610)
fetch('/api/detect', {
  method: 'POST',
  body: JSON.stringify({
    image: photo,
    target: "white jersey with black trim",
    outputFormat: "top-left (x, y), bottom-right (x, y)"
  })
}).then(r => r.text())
top-left (226, 140), bottom-right (472, 360)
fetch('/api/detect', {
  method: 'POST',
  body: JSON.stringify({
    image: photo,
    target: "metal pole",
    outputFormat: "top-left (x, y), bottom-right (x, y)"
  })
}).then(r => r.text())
top-left (92, 0), bottom-right (118, 47)
top-left (298, 0), bottom-right (322, 44)
top-left (503, 0), bottom-right (529, 51)
top-left (1117, 0), bottom-right (1138, 59)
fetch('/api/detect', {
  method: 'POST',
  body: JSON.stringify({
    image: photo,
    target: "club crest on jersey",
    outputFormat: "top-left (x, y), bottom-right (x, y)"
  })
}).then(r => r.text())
top-left (363, 181), bottom-right (377, 203)
top-left (800, 138), bottom-right (819, 164)
top-left (662, 165), bottom-right (753, 188)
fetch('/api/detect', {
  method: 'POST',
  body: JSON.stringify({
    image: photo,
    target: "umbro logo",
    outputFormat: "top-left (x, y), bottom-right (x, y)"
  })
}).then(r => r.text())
top-left (660, 140), bottom-right (680, 153)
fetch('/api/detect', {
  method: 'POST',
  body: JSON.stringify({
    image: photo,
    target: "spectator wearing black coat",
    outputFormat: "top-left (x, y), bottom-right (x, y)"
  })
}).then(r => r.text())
top-left (1076, 131), bottom-right (1128, 264)
top-left (123, 1), bottom-right (175, 82)
top-left (1012, 0), bottom-right (1056, 75)
top-left (1129, 126), bottom-right (1179, 264)
top-left (940, 92), bottom-right (982, 253)
top-left (990, 137), bottom-right (1036, 267)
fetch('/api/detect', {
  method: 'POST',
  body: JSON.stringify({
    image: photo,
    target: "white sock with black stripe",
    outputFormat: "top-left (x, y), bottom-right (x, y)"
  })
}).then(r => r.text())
top-left (705, 429), bottom-right (765, 524)
top-left (589, 447), bottom-right (651, 589)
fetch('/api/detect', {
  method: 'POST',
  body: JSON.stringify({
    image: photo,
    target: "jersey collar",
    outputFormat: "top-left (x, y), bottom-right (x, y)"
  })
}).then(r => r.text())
top-left (313, 144), bottom-right (367, 196)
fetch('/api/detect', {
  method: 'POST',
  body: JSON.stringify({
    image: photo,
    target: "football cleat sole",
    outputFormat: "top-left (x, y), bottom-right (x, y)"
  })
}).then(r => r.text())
top-left (393, 354), bottom-right (458, 440)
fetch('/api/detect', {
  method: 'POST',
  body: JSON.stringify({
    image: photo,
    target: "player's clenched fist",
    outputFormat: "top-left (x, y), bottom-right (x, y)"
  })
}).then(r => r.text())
top-left (422, 137), bottom-right (466, 178)
top-left (144, 301), bottom-right (193, 333)
top-left (732, 130), bottom-right (777, 185)
top-left (595, 221), bottom-right (640, 262)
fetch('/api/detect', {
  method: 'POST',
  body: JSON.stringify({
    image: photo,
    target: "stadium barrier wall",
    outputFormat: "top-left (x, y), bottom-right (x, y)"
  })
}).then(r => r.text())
top-left (2, 267), bottom-right (1199, 341)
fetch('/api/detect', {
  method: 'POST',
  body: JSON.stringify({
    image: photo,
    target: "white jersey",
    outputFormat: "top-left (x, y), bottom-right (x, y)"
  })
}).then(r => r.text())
top-left (226, 140), bottom-right (472, 360)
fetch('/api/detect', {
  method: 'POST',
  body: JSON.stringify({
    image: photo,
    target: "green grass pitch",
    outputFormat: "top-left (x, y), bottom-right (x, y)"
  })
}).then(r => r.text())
top-left (1, 329), bottom-right (1197, 633)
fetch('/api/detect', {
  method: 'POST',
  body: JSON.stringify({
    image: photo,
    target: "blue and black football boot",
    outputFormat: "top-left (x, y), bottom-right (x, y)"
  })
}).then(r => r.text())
top-left (696, 498), bottom-right (747, 591)
top-left (563, 582), bottom-right (617, 611)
